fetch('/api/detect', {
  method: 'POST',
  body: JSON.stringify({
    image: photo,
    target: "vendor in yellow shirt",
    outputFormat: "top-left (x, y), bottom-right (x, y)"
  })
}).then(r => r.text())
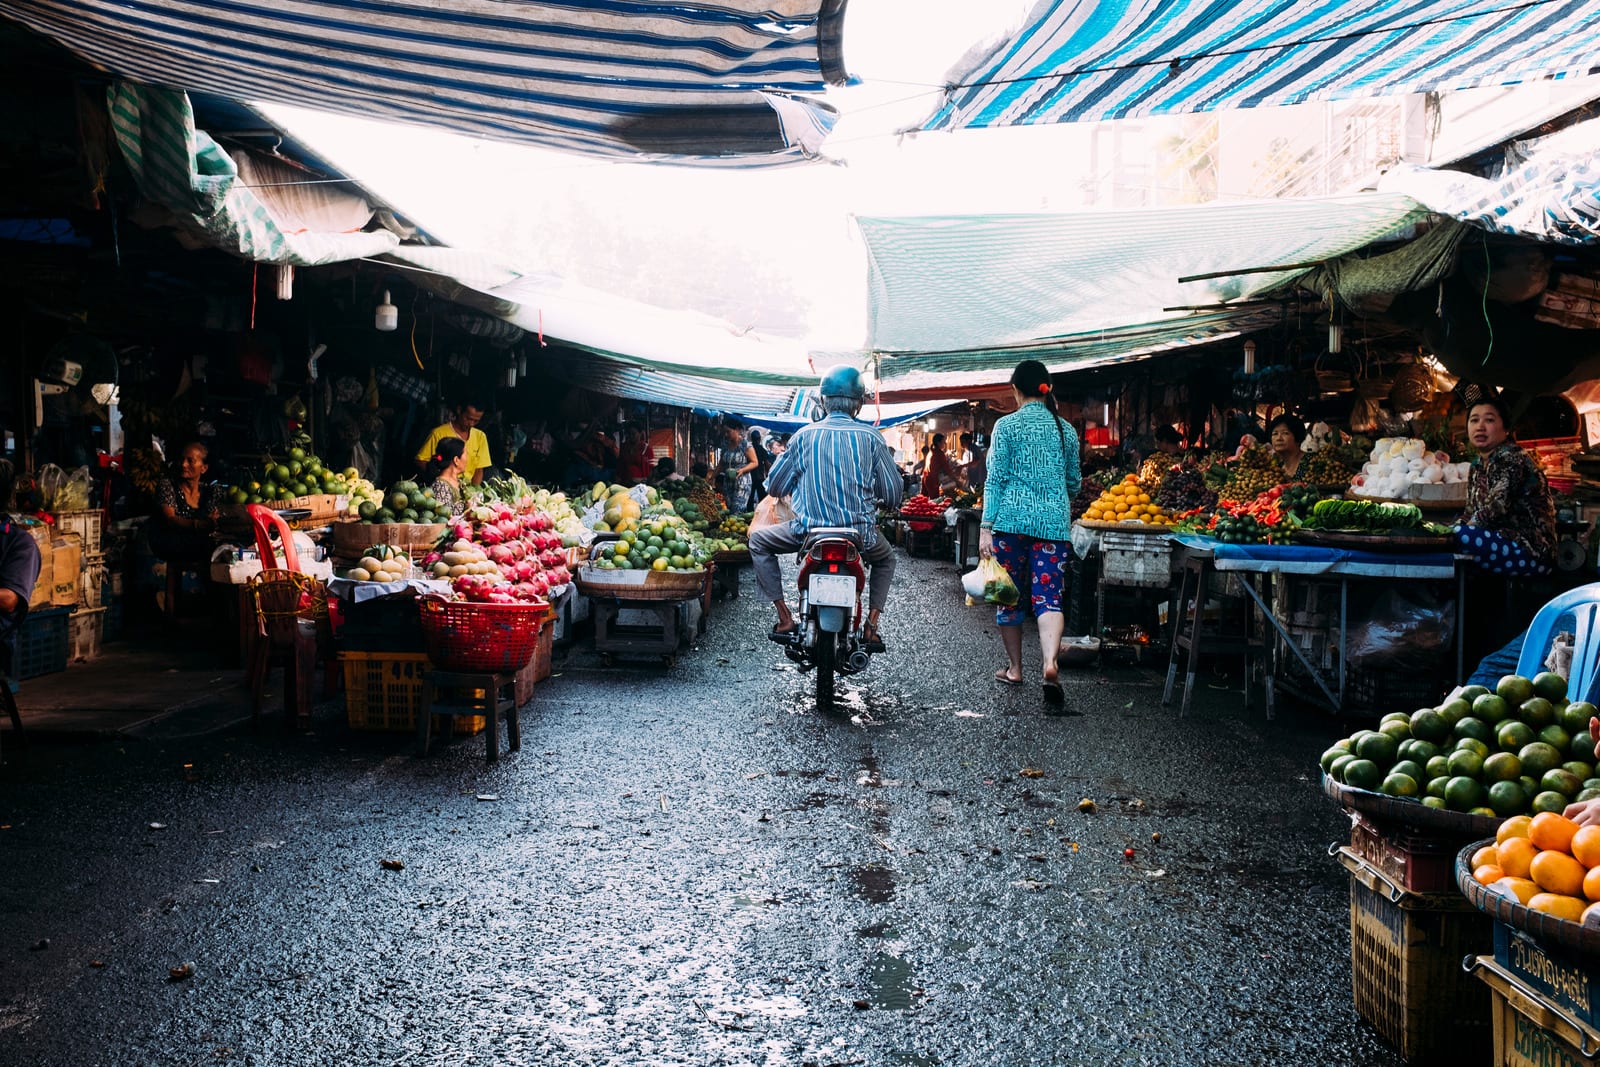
top-left (415, 399), bottom-right (492, 486)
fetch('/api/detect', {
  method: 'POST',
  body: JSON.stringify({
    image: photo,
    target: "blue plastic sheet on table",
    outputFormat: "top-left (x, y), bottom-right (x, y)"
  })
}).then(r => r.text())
top-left (1169, 535), bottom-right (1455, 578)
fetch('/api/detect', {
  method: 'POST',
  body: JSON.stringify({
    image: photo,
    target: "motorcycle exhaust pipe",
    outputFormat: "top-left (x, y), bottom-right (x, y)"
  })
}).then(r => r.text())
top-left (847, 649), bottom-right (870, 672)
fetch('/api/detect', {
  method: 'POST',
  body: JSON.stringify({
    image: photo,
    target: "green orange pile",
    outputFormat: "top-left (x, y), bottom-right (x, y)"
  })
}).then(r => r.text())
top-left (1321, 672), bottom-right (1598, 817)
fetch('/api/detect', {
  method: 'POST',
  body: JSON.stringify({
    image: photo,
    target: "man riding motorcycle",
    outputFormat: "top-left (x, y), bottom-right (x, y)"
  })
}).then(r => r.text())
top-left (749, 366), bottom-right (903, 652)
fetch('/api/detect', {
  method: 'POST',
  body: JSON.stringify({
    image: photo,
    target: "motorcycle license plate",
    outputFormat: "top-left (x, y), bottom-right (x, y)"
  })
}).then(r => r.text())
top-left (808, 573), bottom-right (856, 607)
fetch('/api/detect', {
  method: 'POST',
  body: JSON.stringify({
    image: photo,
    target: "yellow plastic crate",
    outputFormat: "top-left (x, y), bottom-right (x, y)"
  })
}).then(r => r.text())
top-left (1471, 954), bottom-right (1600, 1067)
top-left (340, 652), bottom-right (483, 735)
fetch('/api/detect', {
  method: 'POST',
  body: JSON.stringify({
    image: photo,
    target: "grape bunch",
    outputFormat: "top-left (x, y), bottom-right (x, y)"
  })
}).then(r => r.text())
top-left (1300, 447), bottom-right (1360, 490)
top-left (1155, 460), bottom-right (1217, 514)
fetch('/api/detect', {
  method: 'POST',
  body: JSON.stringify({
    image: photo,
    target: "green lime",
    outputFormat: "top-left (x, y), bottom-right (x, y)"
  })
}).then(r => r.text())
top-left (1459, 685), bottom-right (1491, 704)
top-left (1566, 701), bottom-right (1599, 735)
top-left (1343, 759), bottom-right (1382, 791)
top-left (1391, 760), bottom-right (1425, 786)
top-left (1445, 776), bottom-right (1484, 811)
top-left (1454, 716), bottom-right (1492, 744)
top-left (358, 501), bottom-right (377, 521)
top-left (1487, 780), bottom-right (1527, 817)
top-left (272, 464), bottom-right (292, 484)
top-left (1447, 749), bottom-right (1484, 778)
top-left (1426, 776), bottom-right (1450, 800)
top-left (287, 460), bottom-right (303, 477)
top-left (1469, 807), bottom-right (1499, 818)
top-left (287, 447), bottom-right (305, 461)
top-left (1498, 675), bottom-right (1535, 705)
top-left (1521, 698), bottom-right (1556, 729)
top-left (1483, 751), bottom-right (1522, 783)
top-left (1542, 768), bottom-right (1583, 799)
top-left (1380, 712), bottom-right (1411, 727)
top-left (1540, 724), bottom-right (1573, 754)
top-left (1439, 698), bottom-right (1473, 725)
top-left (1381, 773), bottom-right (1420, 798)
top-left (1533, 671), bottom-right (1570, 702)
top-left (1407, 739), bottom-right (1441, 763)
top-left (1379, 720), bottom-right (1412, 744)
top-left (1578, 788), bottom-right (1600, 803)
top-left (1422, 796), bottom-right (1447, 810)
top-left (1410, 709), bottom-right (1450, 743)
top-left (1426, 755), bottom-right (1450, 780)
top-left (1472, 694), bottom-right (1510, 724)
top-left (1455, 737), bottom-right (1490, 760)
top-left (1355, 733), bottom-right (1398, 765)
top-left (1532, 790), bottom-right (1570, 815)
top-left (1498, 720), bottom-right (1536, 752)
top-left (1519, 742), bottom-right (1564, 778)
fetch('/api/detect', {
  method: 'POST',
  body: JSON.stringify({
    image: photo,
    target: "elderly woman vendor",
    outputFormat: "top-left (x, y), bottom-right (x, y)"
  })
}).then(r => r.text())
top-left (1454, 392), bottom-right (1555, 575)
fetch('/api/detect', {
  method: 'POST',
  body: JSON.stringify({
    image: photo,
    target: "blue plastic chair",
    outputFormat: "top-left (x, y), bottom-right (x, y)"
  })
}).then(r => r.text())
top-left (1515, 582), bottom-right (1600, 702)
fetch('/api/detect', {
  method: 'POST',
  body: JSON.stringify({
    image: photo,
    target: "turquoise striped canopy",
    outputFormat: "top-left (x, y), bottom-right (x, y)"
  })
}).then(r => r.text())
top-left (0, 0), bottom-right (845, 166)
top-left (926, 0), bottom-right (1600, 131)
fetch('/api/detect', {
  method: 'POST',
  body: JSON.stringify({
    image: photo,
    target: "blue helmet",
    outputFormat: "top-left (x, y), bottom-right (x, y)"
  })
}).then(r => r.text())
top-left (818, 365), bottom-right (866, 400)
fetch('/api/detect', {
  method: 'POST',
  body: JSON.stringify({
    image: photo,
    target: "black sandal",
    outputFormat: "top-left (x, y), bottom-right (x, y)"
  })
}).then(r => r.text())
top-left (861, 627), bottom-right (886, 654)
top-left (769, 625), bottom-right (800, 646)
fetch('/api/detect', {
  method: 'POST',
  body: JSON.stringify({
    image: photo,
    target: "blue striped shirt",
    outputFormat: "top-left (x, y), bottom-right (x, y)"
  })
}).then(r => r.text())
top-left (981, 402), bottom-right (1081, 541)
top-left (766, 413), bottom-right (903, 547)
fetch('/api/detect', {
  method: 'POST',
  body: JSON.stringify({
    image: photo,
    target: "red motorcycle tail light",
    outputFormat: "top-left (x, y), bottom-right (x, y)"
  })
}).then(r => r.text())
top-left (814, 542), bottom-right (856, 562)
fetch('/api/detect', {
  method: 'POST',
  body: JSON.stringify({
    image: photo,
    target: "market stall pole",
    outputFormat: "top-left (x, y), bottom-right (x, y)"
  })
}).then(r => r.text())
top-left (1167, 536), bottom-right (1464, 717)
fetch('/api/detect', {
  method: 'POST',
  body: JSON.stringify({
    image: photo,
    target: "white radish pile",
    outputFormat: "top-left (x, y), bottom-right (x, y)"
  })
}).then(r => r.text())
top-left (1350, 438), bottom-right (1471, 499)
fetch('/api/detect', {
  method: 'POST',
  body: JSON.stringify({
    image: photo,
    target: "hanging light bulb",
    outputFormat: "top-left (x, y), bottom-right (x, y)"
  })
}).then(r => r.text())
top-left (1243, 339), bottom-right (1257, 374)
top-left (374, 290), bottom-right (398, 332)
top-left (517, 353), bottom-right (528, 375)
top-left (1328, 322), bottom-right (1343, 354)
top-left (504, 364), bottom-right (517, 388)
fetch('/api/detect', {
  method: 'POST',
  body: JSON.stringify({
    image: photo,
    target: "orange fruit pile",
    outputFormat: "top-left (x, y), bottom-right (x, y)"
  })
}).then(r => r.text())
top-left (1472, 812), bottom-right (1600, 923)
top-left (1082, 475), bottom-right (1173, 526)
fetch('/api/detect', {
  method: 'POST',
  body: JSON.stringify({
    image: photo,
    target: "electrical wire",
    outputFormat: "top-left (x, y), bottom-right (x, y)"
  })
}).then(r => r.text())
top-left (1480, 236), bottom-right (1495, 365)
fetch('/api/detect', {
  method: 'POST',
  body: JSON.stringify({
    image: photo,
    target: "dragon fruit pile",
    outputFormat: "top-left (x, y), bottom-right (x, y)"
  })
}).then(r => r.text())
top-left (421, 500), bottom-right (573, 604)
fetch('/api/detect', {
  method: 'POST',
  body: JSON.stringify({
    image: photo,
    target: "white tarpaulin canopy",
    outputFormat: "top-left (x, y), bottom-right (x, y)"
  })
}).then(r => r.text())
top-left (856, 193), bottom-right (1429, 381)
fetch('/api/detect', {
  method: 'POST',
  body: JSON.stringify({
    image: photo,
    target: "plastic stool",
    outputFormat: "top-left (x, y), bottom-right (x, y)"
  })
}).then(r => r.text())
top-left (1516, 581), bottom-right (1600, 701)
top-left (419, 670), bottom-right (519, 762)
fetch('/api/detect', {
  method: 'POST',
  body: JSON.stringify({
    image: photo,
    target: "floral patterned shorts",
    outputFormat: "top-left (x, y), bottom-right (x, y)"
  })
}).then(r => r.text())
top-left (991, 532), bottom-right (1069, 625)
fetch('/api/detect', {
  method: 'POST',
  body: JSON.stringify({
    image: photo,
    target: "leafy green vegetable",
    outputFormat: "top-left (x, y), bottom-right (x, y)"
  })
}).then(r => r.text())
top-left (1302, 499), bottom-right (1426, 533)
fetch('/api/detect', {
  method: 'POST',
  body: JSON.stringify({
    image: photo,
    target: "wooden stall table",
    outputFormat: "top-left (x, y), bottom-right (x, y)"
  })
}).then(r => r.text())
top-left (575, 566), bottom-right (714, 667)
top-left (1166, 534), bottom-right (1464, 719)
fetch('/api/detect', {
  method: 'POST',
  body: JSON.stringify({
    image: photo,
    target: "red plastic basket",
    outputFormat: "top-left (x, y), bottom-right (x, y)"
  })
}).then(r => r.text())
top-left (417, 595), bottom-right (551, 674)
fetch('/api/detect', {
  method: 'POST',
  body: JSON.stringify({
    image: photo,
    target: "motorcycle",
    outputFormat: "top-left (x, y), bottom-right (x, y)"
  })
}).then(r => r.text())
top-left (781, 526), bottom-right (875, 710)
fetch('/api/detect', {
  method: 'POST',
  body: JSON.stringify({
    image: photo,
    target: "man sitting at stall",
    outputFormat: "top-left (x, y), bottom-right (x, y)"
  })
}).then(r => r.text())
top-left (750, 366), bottom-right (903, 653)
top-left (0, 460), bottom-right (42, 683)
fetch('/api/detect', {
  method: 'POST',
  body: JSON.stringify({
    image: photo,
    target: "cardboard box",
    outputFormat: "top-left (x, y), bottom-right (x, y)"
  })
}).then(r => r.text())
top-left (49, 533), bottom-right (82, 606)
top-left (27, 526), bottom-right (52, 610)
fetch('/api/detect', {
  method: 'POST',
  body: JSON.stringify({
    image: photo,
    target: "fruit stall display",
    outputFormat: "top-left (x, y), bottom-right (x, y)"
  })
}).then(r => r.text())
top-left (351, 479), bottom-right (450, 526)
top-left (1321, 672), bottom-right (1598, 819)
top-left (899, 494), bottom-right (948, 534)
top-left (1352, 437), bottom-right (1471, 500)
top-left (344, 545), bottom-right (410, 583)
top-left (1081, 475), bottom-right (1172, 526)
top-left (224, 434), bottom-right (356, 517)
top-left (418, 491), bottom-right (574, 602)
top-left (1465, 812), bottom-right (1600, 923)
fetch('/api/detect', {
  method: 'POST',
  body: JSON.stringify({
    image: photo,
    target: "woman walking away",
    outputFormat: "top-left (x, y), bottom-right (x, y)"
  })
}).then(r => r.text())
top-left (979, 360), bottom-right (1082, 713)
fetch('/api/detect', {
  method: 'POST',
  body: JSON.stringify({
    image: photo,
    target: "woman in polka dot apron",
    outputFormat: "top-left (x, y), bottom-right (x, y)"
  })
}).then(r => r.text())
top-left (1455, 393), bottom-right (1555, 576)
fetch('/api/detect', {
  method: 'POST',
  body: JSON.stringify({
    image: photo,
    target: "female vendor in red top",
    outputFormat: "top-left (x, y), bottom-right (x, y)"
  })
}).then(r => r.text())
top-left (920, 434), bottom-right (956, 498)
top-left (1454, 393), bottom-right (1556, 575)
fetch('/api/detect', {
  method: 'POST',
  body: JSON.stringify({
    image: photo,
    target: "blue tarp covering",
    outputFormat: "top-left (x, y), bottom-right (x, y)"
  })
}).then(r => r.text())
top-left (1171, 535), bottom-right (1456, 578)
top-left (926, 1), bottom-right (1600, 131)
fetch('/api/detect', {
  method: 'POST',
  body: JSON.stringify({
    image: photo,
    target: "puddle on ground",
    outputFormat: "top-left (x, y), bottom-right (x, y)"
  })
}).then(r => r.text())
top-left (790, 790), bottom-right (831, 811)
top-left (887, 1053), bottom-right (940, 1066)
top-left (848, 863), bottom-right (897, 903)
top-left (772, 769), bottom-right (827, 779)
top-left (868, 952), bottom-right (916, 1011)
top-left (944, 939), bottom-right (974, 956)
top-left (857, 920), bottom-right (898, 939)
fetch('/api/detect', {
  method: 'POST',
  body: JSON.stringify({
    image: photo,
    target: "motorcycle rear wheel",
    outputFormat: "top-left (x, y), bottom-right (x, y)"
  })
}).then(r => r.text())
top-left (813, 631), bottom-right (836, 710)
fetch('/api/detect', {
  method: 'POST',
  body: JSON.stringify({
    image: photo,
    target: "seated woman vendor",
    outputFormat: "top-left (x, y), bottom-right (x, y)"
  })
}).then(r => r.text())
top-left (1267, 414), bottom-right (1306, 480)
top-left (1455, 393), bottom-right (1556, 575)
top-left (152, 441), bottom-right (221, 566)
top-left (423, 437), bottom-right (469, 517)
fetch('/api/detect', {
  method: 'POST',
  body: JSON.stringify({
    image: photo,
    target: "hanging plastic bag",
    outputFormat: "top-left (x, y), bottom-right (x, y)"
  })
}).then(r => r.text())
top-left (962, 556), bottom-right (1018, 607)
top-left (747, 495), bottom-right (795, 536)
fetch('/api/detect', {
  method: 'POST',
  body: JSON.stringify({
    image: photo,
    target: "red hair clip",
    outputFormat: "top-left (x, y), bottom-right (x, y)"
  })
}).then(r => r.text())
top-left (1038, 383), bottom-right (1050, 395)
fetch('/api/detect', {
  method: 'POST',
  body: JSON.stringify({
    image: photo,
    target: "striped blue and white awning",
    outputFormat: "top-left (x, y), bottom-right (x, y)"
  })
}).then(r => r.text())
top-left (925, 0), bottom-right (1600, 131)
top-left (0, 0), bottom-right (845, 167)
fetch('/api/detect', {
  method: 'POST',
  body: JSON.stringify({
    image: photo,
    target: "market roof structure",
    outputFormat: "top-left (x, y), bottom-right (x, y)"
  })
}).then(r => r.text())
top-left (0, 0), bottom-right (847, 167)
top-left (924, 0), bottom-right (1600, 132)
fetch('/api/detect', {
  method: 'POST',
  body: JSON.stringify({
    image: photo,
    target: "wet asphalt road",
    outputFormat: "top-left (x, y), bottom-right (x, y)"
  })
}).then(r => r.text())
top-left (0, 551), bottom-right (1409, 1067)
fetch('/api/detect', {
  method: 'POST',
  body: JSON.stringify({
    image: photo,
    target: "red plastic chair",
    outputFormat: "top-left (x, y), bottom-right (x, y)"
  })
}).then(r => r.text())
top-left (245, 504), bottom-right (300, 571)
